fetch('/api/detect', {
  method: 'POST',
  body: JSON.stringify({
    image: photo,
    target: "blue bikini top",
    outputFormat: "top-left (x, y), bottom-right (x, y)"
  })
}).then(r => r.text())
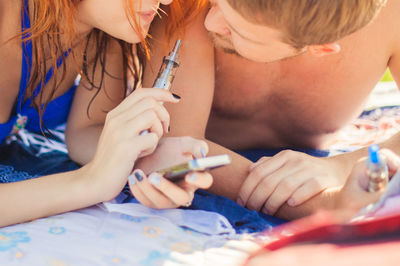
top-left (0, 0), bottom-right (77, 144)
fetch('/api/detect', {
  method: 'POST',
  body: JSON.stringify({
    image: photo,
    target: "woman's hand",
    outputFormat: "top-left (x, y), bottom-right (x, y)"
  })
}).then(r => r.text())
top-left (135, 137), bottom-right (209, 173)
top-left (128, 170), bottom-right (213, 209)
top-left (84, 88), bottom-right (180, 202)
top-left (130, 136), bottom-right (213, 208)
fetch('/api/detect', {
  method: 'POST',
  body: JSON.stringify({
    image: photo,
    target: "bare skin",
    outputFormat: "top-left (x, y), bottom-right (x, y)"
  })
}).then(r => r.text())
top-left (207, 7), bottom-right (393, 151)
top-left (0, 1), bottom-right (78, 124)
top-left (0, 0), bottom-right (213, 227)
top-left (144, 0), bottom-right (400, 219)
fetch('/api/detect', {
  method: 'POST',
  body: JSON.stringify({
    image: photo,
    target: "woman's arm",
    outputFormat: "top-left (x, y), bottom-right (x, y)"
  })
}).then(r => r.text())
top-left (0, 166), bottom-right (98, 227)
top-left (1, 87), bottom-right (179, 227)
top-left (65, 38), bottom-right (127, 165)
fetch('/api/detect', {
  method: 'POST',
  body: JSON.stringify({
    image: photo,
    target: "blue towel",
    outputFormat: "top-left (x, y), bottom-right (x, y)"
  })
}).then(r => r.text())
top-left (236, 147), bottom-right (330, 162)
top-left (0, 130), bottom-right (79, 183)
top-left (0, 130), bottom-right (287, 233)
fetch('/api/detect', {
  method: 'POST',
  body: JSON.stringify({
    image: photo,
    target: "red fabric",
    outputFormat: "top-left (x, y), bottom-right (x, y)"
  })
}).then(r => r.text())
top-left (260, 211), bottom-right (400, 251)
top-left (245, 211), bottom-right (400, 266)
top-left (247, 240), bottom-right (400, 266)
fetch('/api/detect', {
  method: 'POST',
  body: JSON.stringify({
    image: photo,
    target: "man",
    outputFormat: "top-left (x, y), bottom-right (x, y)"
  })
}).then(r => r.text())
top-left (143, 0), bottom-right (398, 219)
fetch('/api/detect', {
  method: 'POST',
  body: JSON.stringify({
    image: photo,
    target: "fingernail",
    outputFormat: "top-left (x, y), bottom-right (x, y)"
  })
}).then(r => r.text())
top-left (288, 198), bottom-right (295, 207)
top-left (262, 206), bottom-right (270, 215)
top-left (172, 93), bottom-right (181, 100)
top-left (200, 148), bottom-right (207, 158)
top-left (149, 173), bottom-right (162, 186)
top-left (236, 198), bottom-right (244, 207)
top-left (187, 173), bottom-right (197, 183)
top-left (128, 174), bottom-right (136, 185)
top-left (135, 171), bottom-right (144, 182)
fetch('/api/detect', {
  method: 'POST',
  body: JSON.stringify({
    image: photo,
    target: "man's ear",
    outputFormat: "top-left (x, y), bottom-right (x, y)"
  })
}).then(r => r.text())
top-left (307, 43), bottom-right (341, 57)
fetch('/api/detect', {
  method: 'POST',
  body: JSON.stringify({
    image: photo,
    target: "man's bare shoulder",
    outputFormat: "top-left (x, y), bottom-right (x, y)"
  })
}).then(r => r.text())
top-left (380, 0), bottom-right (400, 52)
top-left (379, 0), bottom-right (400, 81)
top-left (148, 6), bottom-right (211, 47)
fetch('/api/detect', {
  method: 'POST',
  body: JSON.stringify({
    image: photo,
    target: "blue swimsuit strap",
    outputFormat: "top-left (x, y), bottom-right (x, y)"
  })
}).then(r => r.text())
top-left (18, 0), bottom-right (32, 110)
top-left (18, 0), bottom-right (70, 112)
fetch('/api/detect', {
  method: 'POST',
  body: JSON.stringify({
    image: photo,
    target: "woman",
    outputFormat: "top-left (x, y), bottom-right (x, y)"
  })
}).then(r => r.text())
top-left (0, 0), bottom-right (211, 227)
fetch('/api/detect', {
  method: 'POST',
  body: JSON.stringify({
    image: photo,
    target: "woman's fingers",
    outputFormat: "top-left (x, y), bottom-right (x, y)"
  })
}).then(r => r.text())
top-left (103, 102), bottom-right (168, 158)
top-left (150, 172), bottom-right (213, 206)
top-left (118, 96), bottom-right (171, 134)
top-left (130, 170), bottom-right (190, 208)
top-left (177, 137), bottom-right (209, 158)
top-left (128, 172), bottom-right (156, 208)
top-left (128, 170), bottom-right (213, 208)
top-left (148, 173), bottom-right (194, 206)
top-left (183, 172), bottom-right (214, 190)
top-left (128, 109), bottom-right (164, 136)
top-left (113, 88), bottom-right (179, 117)
top-left (134, 133), bottom-right (160, 158)
top-left (129, 170), bottom-right (178, 209)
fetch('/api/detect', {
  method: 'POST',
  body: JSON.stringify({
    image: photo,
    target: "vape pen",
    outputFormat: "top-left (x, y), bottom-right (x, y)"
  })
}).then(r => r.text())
top-left (367, 145), bottom-right (389, 192)
top-left (152, 39), bottom-right (182, 90)
top-left (140, 39), bottom-right (182, 135)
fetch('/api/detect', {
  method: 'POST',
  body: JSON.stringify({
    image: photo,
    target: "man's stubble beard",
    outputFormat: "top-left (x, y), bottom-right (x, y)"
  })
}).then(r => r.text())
top-left (208, 32), bottom-right (306, 64)
top-left (209, 32), bottom-right (240, 56)
top-left (208, 32), bottom-right (269, 119)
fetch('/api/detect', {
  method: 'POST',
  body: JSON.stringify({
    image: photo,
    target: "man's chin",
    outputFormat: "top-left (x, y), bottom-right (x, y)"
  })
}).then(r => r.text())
top-left (216, 45), bottom-right (237, 55)
top-left (213, 42), bottom-right (241, 56)
top-left (209, 33), bottom-right (239, 56)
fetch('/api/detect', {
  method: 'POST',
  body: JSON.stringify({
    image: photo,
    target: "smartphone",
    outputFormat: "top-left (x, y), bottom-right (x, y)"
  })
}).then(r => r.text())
top-left (157, 154), bottom-right (232, 181)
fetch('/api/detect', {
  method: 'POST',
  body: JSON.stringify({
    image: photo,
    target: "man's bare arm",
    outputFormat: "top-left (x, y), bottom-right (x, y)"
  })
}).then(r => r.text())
top-left (275, 37), bottom-right (400, 220)
top-left (143, 8), bottom-right (367, 219)
top-left (144, 7), bottom-right (400, 221)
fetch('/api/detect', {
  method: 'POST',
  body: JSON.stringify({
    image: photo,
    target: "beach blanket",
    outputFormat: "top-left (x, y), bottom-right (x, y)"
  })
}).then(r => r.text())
top-left (0, 127), bottom-right (283, 265)
top-left (2, 102), bottom-right (400, 265)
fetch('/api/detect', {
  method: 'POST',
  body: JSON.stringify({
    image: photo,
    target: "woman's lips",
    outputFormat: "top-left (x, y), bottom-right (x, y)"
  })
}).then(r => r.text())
top-left (139, 10), bottom-right (157, 24)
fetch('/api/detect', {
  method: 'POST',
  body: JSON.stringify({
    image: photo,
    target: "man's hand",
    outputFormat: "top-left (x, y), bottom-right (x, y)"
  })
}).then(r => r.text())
top-left (335, 149), bottom-right (400, 212)
top-left (237, 150), bottom-right (347, 215)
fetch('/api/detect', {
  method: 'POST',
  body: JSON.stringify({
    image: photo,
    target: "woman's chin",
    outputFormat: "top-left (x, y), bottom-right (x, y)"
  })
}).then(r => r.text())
top-left (121, 28), bottom-right (150, 44)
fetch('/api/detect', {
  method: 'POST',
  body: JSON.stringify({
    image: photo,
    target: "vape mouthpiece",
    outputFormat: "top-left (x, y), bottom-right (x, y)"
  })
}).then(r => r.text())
top-left (166, 39), bottom-right (182, 66)
top-left (369, 145), bottom-right (380, 164)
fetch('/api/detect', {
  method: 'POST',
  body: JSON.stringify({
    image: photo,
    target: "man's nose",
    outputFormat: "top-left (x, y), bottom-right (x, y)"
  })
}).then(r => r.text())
top-left (204, 5), bottom-right (231, 35)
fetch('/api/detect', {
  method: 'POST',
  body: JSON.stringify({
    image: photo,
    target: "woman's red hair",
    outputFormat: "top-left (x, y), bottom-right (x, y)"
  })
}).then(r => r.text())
top-left (18, 0), bottom-right (207, 128)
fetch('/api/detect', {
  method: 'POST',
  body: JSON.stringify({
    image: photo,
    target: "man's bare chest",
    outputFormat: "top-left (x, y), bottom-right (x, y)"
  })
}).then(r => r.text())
top-left (210, 44), bottom-right (390, 148)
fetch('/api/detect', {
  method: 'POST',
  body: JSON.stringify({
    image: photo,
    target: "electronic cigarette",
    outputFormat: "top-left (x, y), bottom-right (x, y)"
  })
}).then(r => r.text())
top-left (140, 39), bottom-right (182, 135)
top-left (367, 145), bottom-right (389, 192)
top-left (152, 39), bottom-right (182, 90)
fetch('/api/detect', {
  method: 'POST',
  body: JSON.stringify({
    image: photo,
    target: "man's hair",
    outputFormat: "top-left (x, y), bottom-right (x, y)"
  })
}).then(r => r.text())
top-left (227, 0), bottom-right (387, 49)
